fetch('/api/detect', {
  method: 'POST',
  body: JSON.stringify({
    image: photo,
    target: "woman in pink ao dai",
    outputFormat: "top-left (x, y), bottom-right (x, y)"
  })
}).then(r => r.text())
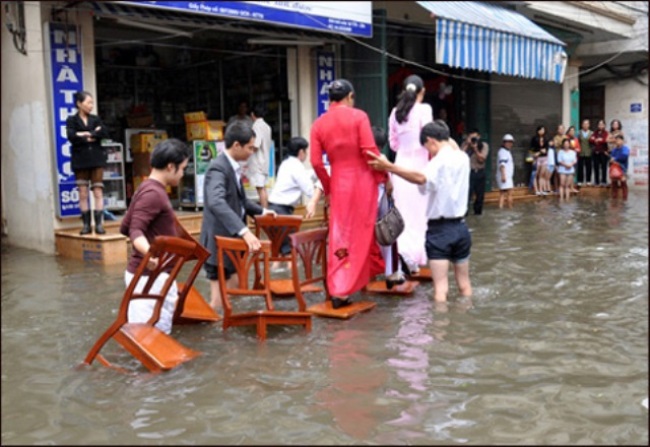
top-left (388, 74), bottom-right (433, 274)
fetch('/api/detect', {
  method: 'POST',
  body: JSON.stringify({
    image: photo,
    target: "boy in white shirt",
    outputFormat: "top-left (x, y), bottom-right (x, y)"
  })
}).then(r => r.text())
top-left (366, 120), bottom-right (472, 304)
top-left (496, 134), bottom-right (515, 209)
top-left (267, 137), bottom-right (322, 263)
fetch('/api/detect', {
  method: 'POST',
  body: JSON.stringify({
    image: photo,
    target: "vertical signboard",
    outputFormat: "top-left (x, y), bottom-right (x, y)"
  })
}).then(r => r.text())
top-left (316, 51), bottom-right (335, 117)
top-left (316, 51), bottom-right (335, 168)
top-left (45, 22), bottom-right (84, 218)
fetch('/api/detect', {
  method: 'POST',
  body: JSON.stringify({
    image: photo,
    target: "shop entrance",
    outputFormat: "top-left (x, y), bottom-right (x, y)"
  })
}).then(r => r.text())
top-left (94, 16), bottom-right (291, 208)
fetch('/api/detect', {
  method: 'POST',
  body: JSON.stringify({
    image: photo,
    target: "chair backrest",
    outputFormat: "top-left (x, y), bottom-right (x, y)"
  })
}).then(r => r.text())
top-left (253, 214), bottom-right (303, 262)
top-left (118, 236), bottom-right (205, 326)
top-left (174, 216), bottom-right (196, 243)
top-left (289, 228), bottom-right (330, 309)
top-left (171, 217), bottom-right (211, 322)
top-left (215, 236), bottom-right (273, 320)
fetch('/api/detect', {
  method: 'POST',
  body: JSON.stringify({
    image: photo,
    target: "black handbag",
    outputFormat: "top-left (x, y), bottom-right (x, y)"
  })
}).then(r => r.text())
top-left (375, 192), bottom-right (404, 246)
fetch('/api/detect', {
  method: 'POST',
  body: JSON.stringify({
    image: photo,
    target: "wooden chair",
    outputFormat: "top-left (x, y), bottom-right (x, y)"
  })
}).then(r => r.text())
top-left (253, 214), bottom-right (322, 297)
top-left (292, 228), bottom-right (377, 320)
top-left (83, 236), bottom-right (203, 373)
top-left (216, 236), bottom-right (312, 341)
top-left (408, 267), bottom-right (433, 282)
top-left (172, 217), bottom-right (221, 324)
top-left (365, 278), bottom-right (419, 295)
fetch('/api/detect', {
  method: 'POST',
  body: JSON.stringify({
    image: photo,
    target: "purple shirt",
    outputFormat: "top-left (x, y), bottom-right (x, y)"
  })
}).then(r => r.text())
top-left (120, 179), bottom-right (177, 274)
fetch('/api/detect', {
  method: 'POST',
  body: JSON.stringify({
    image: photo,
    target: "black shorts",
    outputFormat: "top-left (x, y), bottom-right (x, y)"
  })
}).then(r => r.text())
top-left (204, 262), bottom-right (234, 281)
top-left (425, 218), bottom-right (471, 264)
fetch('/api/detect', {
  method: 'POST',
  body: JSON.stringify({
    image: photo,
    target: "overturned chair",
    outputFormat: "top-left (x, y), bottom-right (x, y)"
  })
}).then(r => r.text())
top-left (83, 236), bottom-right (207, 373)
top-left (216, 236), bottom-right (312, 341)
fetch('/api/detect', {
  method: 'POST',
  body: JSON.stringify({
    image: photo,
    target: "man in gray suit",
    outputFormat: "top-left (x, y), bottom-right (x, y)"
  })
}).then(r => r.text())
top-left (200, 122), bottom-right (275, 310)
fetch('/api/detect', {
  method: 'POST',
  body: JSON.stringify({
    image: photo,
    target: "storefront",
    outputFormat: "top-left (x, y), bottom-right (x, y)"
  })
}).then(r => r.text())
top-left (0, 1), bottom-right (373, 254)
top-left (51, 1), bottom-right (373, 217)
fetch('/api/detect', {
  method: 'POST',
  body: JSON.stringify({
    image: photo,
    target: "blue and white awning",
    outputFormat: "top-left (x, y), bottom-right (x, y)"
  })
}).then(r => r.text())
top-left (417, 1), bottom-right (568, 83)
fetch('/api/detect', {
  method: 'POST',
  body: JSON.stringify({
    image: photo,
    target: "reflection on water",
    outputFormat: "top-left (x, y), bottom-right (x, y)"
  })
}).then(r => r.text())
top-left (2, 192), bottom-right (648, 445)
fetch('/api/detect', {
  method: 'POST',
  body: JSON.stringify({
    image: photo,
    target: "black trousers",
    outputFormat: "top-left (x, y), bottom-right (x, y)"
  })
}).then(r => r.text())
top-left (577, 155), bottom-right (592, 184)
top-left (267, 202), bottom-right (295, 255)
top-left (592, 153), bottom-right (609, 185)
top-left (468, 169), bottom-right (486, 215)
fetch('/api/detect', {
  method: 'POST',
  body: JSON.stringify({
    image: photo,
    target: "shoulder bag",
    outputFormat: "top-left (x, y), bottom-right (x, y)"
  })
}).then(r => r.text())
top-left (375, 192), bottom-right (404, 246)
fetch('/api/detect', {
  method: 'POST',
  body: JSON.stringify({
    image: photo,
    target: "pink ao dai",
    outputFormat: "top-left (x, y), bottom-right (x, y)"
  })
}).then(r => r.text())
top-left (388, 102), bottom-right (433, 269)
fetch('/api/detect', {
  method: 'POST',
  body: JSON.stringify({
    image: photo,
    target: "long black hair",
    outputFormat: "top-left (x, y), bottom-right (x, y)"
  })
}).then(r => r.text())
top-left (395, 75), bottom-right (424, 124)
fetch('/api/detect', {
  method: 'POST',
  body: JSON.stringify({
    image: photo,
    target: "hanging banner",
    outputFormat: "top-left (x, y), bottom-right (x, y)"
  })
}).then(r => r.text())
top-left (118, 1), bottom-right (372, 37)
top-left (44, 22), bottom-right (84, 218)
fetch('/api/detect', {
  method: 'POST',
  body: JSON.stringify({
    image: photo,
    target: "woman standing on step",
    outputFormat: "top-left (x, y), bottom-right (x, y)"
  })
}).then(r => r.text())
top-left (66, 91), bottom-right (110, 235)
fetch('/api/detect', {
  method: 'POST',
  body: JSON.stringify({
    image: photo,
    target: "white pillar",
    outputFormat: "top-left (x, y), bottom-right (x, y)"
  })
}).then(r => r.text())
top-left (297, 46), bottom-right (316, 147)
top-left (286, 47), bottom-right (299, 138)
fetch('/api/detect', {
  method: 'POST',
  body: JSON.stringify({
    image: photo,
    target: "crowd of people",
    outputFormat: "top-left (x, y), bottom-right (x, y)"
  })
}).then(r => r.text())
top-left (523, 118), bottom-right (630, 201)
top-left (83, 77), bottom-right (631, 334)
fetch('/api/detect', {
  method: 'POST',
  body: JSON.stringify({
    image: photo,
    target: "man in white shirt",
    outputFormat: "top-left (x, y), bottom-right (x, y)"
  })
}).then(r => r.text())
top-left (268, 137), bottom-right (322, 221)
top-left (366, 119), bottom-right (472, 304)
top-left (267, 137), bottom-right (323, 267)
top-left (249, 103), bottom-right (273, 208)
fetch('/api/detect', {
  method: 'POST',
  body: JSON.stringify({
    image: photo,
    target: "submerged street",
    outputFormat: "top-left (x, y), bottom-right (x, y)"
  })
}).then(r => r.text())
top-left (2, 193), bottom-right (648, 445)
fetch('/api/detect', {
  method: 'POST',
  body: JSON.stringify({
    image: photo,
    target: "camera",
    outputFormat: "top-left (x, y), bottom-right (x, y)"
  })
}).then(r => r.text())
top-left (470, 137), bottom-right (478, 144)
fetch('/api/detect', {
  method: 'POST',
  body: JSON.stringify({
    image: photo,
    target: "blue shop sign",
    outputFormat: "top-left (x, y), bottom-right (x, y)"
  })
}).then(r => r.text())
top-left (316, 51), bottom-right (335, 117)
top-left (118, 1), bottom-right (372, 37)
top-left (630, 103), bottom-right (643, 113)
top-left (46, 22), bottom-right (84, 218)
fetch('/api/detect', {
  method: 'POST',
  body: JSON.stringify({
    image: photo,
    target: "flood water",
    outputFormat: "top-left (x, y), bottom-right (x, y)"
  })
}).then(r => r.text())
top-left (2, 192), bottom-right (648, 445)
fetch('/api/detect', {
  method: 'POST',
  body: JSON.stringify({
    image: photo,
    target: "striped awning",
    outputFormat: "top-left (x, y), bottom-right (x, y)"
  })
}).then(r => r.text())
top-left (417, 1), bottom-right (568, 83)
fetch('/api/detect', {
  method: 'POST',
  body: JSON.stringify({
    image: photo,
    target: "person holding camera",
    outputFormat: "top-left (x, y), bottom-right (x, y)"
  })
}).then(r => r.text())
top-left (462, 129), bottom-right (489, 215)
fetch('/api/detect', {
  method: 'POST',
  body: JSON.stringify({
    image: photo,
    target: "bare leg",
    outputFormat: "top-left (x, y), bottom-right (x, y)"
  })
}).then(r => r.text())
top-left (429, 259), bottom-right (450, 302)
top-left (453, 260), bottom-right (472, 297)
top-left (499, 191), bottom-right (505, 209)
top-left (92, 185), bottom-right (104, 211)
top-left (507, 190), bottom-right (513, 208)
top-left (209, 279), bottom-right (222, 310)
top-left (209, 276), bottom-right (238, 311)
top-left (78, 184), bottom-right (90, 212)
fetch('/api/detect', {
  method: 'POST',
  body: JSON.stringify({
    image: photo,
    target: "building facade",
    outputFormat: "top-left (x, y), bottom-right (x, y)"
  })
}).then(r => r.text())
top-left (2, 1), bottom-right (648, 255)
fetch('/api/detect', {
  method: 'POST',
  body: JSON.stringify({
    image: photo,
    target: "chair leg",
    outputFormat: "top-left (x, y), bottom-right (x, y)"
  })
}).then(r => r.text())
top-left (257, 319), bottom-right (267, 341)
top-left (83, 323), bottom-right (122, 365)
